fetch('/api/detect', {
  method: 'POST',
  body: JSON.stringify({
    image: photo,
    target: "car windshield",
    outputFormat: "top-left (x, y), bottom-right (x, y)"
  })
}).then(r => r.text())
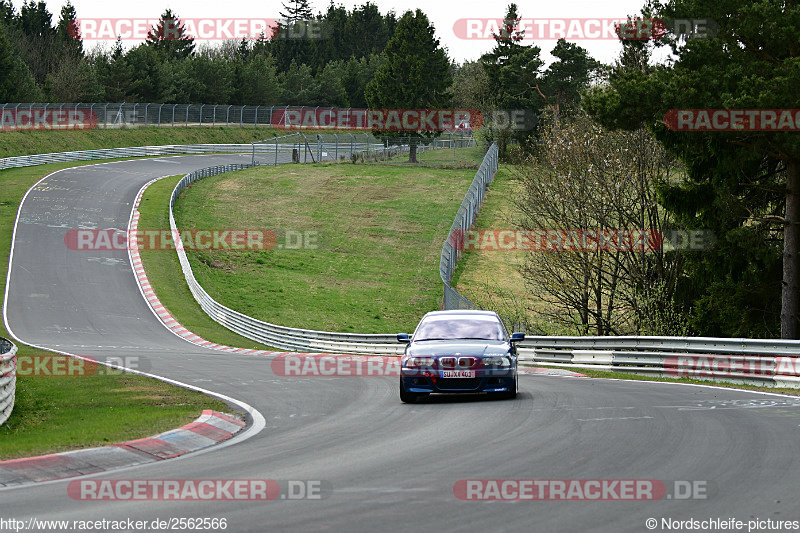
top-left (413, 316), bottom-right (506, 341)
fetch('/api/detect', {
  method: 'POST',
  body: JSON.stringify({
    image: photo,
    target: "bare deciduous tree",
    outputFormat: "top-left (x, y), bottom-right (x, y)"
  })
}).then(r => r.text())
top-left (514, 112), bottom-right (688, 335)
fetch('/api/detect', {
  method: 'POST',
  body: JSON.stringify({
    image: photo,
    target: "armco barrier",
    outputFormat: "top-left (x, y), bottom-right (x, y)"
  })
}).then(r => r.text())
top-left (0, 139), bottom-right (382, 171)
top-left (518, 336), bottom-right (800, 388)
top-left (168, 164), bottom-right (404, 355)
top-left (1, 143), bottom-right (266, 171)
top-left (0, 337), bottom-right (18, 427)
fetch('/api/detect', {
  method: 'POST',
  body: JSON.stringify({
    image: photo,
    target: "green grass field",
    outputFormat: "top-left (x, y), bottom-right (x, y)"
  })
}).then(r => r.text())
top-left (174, 163), bottom-right (476, 333)
top-left (1, 372), bottom-right (230, 460)
top-left (417, 145), bottom-right (486, 167)
top-left (136, 176), bottom-right (277, 350)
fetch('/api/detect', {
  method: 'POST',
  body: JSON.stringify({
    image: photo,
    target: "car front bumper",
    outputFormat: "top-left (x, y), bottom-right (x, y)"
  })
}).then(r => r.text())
top-left (401, 371), bottom-right (516, 394)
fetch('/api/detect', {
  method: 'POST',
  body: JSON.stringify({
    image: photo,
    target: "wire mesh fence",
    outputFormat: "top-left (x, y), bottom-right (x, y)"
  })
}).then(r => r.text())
top-left (1, 103), bottom-right (480, 138)
top-left (440, 142), bottom-right (499, 310)
top-left (251, 132), bottom-right (481, 168)
top-left (0, 103), bottom-right (317, 129)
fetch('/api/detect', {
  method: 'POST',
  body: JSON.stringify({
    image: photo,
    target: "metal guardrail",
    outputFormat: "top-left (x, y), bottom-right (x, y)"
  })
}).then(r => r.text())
top-left (0, 143), bottom-right (297, 171)
top-left (0, 337), bottom-right (18, 427)
top-left (520, 335), bottom-right (800, 355)
top-left (518, 336), bottom-right (800, 388)
top-left (0, 137), bottom-right (452, 171)
top-left (168, 164), bottom-right (405, 355)
top-left (440, 142), bottom-right (498, 310)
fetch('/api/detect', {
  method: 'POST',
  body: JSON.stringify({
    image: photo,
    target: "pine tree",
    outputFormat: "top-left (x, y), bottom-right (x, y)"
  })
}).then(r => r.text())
top-left (365, 9), bottom-right (451, 162)
top-left (280, 0), bottom-right (314, 22)
top-left (479, 3), bottom-right (544, 155)
top-left (146, 9), bottom-right (195, 60)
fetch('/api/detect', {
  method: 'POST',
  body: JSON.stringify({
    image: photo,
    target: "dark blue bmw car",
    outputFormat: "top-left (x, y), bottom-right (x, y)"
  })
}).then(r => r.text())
top-left (397, 310), bottom-right (525, 403)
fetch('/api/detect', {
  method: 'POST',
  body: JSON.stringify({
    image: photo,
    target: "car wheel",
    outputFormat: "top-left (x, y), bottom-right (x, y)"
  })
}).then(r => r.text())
top-left (500, 374), bottom-right (518, 400)
top-left (400, 379), bottom-right (420, 403)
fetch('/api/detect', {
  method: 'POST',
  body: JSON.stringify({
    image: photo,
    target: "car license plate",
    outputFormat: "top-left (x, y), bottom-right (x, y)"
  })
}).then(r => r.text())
top-left (441, 370), bottom-right (475, 378)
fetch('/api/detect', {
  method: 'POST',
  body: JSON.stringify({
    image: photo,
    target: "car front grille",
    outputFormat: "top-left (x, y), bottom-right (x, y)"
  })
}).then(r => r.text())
top-left (437, 378), bottom-right (482, 390)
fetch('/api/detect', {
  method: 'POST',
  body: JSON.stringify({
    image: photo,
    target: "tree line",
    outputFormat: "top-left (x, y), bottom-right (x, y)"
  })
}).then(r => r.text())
top-left (0, 0), bottom-right (398, 106)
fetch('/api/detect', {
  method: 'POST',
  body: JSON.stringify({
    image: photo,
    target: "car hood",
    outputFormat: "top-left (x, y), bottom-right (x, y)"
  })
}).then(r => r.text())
top-left (405, 340), bottom-right (511, 357)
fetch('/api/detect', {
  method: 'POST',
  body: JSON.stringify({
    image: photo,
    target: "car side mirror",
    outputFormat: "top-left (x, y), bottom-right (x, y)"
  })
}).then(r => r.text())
top-left (510, 332), bottom-right (525, 342)
top-left (397, 333), bottom-right (410, 343)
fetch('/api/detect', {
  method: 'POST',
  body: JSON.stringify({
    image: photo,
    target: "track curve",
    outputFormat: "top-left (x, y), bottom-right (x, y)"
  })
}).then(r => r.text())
top-left (3, 155), bottom-right (800, 532)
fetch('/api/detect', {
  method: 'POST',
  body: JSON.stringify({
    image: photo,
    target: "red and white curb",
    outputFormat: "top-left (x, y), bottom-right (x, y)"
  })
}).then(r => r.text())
top-left (0, 410), bottom-right (245, 487)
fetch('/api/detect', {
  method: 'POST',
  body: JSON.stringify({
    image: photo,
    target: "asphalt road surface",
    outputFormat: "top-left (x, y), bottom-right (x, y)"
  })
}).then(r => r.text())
top-left (4, 154), bottom-right (800, 533)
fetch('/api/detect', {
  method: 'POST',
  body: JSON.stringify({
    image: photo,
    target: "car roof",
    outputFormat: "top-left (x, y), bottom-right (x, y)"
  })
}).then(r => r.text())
top-left (421, 310), bottom-right (500, 318)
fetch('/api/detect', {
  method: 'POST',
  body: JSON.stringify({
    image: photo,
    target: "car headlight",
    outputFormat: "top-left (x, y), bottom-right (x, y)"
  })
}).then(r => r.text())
top-left (483, 356), bottom-right (511, 367)
top-left (405, 357), bottom-right (437, 369)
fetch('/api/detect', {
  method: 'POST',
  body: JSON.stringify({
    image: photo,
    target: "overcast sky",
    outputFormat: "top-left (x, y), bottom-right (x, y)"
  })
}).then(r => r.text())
top-left (46, 0), bottom-right (655, 65)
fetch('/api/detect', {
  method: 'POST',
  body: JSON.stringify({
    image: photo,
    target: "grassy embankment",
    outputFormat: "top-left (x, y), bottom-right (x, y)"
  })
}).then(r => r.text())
top-left (173, 163), bottom-right (477, 334)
